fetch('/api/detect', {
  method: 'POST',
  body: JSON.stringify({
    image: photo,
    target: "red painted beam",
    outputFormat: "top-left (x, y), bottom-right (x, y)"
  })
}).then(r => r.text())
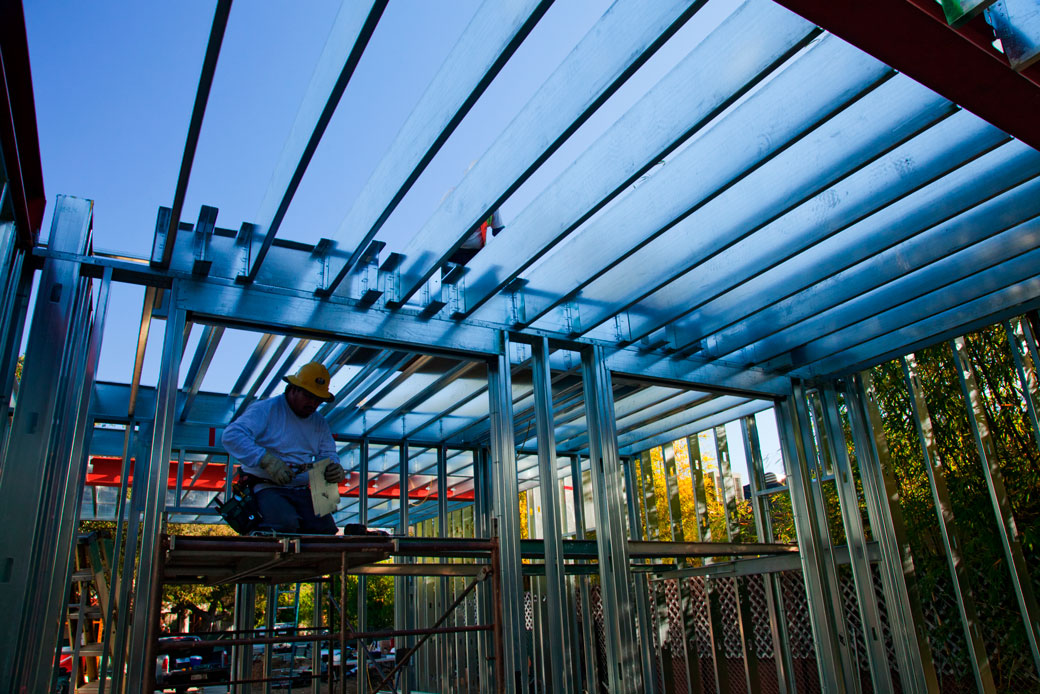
top-left (771, 0), bottom-right (1040, 152)
top-left (84, 457), bottom-right (475, 500)
top-left (0, 0), bottom-right (46, 246)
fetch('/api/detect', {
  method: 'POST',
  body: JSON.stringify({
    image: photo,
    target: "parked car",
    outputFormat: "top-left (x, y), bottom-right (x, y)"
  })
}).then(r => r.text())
top-left (155, 635), bottom-right (229, 693)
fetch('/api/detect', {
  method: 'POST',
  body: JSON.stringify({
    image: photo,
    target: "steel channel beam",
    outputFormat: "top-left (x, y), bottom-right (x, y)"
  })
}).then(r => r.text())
top-left (785, 220), bottom-right (1040, 374)
top-left (151, 0), bottom-right (230, 269)
top-left (240, 0), bottom-right (387, 283)
top-left (357, 438), bottom-right (369, 694)
top-left (626, 105), bottom-right (998, 346)
top-left (685, 432), bottom-right (730, 694)
top-left (26, 256), bottom-right (103, 692)
top-left (391, 0), bottom-right (704, 307)
top-left (950, 336), bottom-right (1040, 676)
top-left (1006, 317), bottom-right (1040, 454)
top-left (582, 344), bottom-right (642, 692)
top-left (901, 355), bottom-right (996, 693)
top-left (180, 324), bottom-right (224, 421)
top-left (39, 269), bottom-right (110, 693)
top-left (776, 389), bottom-right (851, 693)
top-left (818, 384), bottom-right (894, 691)
top-left (0, 196), bottom-right (91, 688)
top-left (845, 374), bottom-right (938, 694)
top-left (321, 0), bottom-right (552, 295)
top-left (461, 0), bottom-right (817, 320)
top-left (569, 71), bottom-right (952, 340)
top-left (125, 291), bottom-right (186, 691)
top-left (661, 441), bottom-right (698, 693)
top-left (487, 335), bottom-right (526, 692)
top-left (669, 142), bottom-right (1040, 359)
top-left (529, 338), bottom-right (576, 691)
top-left (712, 425), bottom-right (762, 694)
top-left (569, 455), bottom-right (601, 692)
top-left (741, 414), bottom-right (795, 694)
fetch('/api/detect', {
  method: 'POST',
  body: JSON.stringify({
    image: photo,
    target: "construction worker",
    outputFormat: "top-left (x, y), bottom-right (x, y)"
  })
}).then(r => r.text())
top-left (221, 362), bottom-right (346, 534)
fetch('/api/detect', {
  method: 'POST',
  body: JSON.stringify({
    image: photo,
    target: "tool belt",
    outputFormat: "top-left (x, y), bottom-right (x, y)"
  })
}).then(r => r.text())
top-left (215, 471), bottom-right (264, 534)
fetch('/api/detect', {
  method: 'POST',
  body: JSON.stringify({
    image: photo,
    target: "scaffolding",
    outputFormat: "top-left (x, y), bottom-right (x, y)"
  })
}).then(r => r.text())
top-left (3, 1), bottom-right (1040, 693)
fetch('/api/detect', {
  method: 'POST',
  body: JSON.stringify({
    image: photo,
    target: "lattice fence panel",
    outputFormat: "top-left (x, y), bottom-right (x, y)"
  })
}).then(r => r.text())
top-left (684, 576), bottom-right (716, 694)
top-left (664, 578), bottom-right (691, 694)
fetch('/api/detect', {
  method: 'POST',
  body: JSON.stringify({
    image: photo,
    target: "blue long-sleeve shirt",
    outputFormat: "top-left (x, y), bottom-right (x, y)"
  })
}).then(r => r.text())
top-left (221, 395), bottom-right (339, 490)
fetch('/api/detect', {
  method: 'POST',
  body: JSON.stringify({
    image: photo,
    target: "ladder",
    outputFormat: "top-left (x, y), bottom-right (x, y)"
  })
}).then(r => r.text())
top-left (62, 533), bottom-right (114, 694)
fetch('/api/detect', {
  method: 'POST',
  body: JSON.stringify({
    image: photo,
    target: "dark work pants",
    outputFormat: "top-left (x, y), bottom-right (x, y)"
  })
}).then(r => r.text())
top-left (254, 486), bottom-right (337, 534)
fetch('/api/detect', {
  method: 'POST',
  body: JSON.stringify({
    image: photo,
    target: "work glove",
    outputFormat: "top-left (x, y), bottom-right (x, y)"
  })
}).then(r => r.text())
top-left (259, 451), bottom-right (293, 485)
top-left (324, 462), bottom-right (346, 484)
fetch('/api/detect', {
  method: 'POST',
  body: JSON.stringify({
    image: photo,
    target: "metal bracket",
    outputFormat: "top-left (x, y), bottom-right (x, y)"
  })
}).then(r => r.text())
top-left (505, 277), bottom-right (527, 327)
top-left (191, 205), bottom-right (218, 276)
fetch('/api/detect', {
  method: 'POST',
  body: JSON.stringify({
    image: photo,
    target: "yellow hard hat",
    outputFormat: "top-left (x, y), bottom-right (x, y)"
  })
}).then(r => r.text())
top-left (284, 362), bottom-right (334, 401)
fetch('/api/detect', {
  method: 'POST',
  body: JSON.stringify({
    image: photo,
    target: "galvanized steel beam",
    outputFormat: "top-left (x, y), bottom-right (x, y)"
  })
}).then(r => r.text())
top-left (0, 196), bottom-right (92, 689)
top-left (238, 0), bottom-right (387, 283)
top-left (902, 355), bottom-right (996, 693)
top-left (951, 336), bottom-right (1040, 677)
top-left (390, 0), bottom-right (703, 307)
top-left (320, 0), bottom-right (553, 296)
top-left (460, 0), bottom-right (817, 320)
top-left (581, 344), bottom-right (642, 693)
top-left (846, 374), bottom-right (938, 694)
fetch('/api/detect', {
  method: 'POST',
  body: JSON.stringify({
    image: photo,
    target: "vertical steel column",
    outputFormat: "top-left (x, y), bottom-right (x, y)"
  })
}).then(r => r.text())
top-left (38, 268), bottom-right (111, 693)
top-left (776, 388), bottom-right (850, 693)
top-left (125, 286), bottom-right (186, 692)
top-left (623, 455), bottom-right (663, 694)
top-left (646, 449), bottom-right (677, 693)
top-left (232, 584), bottom-right (256, 694)
top-left (1005, 317), bottom-right (1040, 452)
top-left (845, 373), bottom-right (938, 694)
top-left (902, 355), bottom-right (996, 693)
top-left (475, 447), bottom-right (494, 693)
top-left (0, 196), bottom-right (92, 690)
top-left (531, 337), bottom-right (576, 692)
top-left (437, 445), bottom-right (450, 692)
top-left (311, 581), bottom-right (322, 694)
top-left (818, 384), bottom-right (894, 692)
top-left (580, 344), bottom-right (641, 693)
top-left (951, 337), bottom-right (1040, 677)
top-left (397, 440), bottom-right (413, 694)
top-left (265, 583), bottom-right (276, 694)
top-left (741, 415), bottom-right (794, 694)
top-left (687, 432), bottom-right (732, 694)
top-left (661, 441), bottom-right (698, 693)
top-left (487, 334), bottom-right (526, 693)
top-left (714, 425), bottom-right (762, 694)
top-left (358, 438), bottom-right (369, 694)
top-left (571, 455), bottom-right (601, 693)
top-left (801, 391), bottom-right (861, 694)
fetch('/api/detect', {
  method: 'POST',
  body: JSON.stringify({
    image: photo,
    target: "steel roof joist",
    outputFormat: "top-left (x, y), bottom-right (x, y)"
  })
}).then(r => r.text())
top-left (456, 0), bottom-right (817, 319)
top-left (623, 107), bottom-right (1005, 345)
top-left (238, 0), bottom-right (386, 283)
top-left (669, 140), bottom-right (1040, 357)
top-left (320, 0), bottom-right (554, 296)
top-left (618, 399), bottom-right (772, 456)
top-left (389, 0), bottom-right (703, 308)
top-left (563, 73), bottom-right (955, 338)
top-left (795, 233), bottom-right (1040, 376)
top-left (488, 30), bottom-right (887, 331)
top-left (727, 204), bottom-right (1040, 368)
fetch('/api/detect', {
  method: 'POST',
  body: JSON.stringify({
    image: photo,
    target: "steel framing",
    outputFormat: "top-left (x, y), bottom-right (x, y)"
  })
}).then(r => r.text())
top-left (6, 1), bottom-right (1040, 693)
